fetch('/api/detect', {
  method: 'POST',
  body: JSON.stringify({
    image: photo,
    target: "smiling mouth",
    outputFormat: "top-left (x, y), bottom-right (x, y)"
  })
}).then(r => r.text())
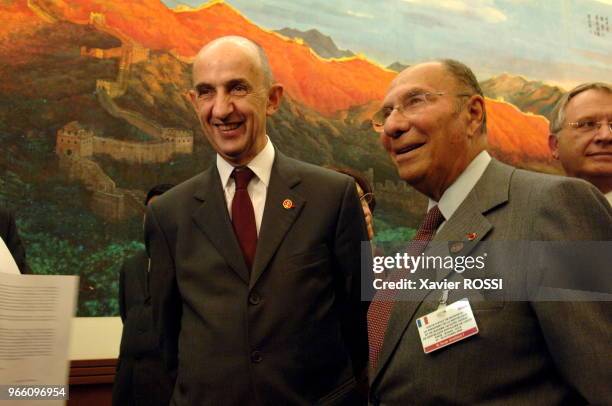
top-left (395, 143), bottom-right (425, 155)
top-left (214, 122), bottom-right (243, 132)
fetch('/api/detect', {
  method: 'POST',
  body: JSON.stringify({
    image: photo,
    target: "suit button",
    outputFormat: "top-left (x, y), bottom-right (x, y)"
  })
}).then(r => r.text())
top-left (251, 350), bottom-right (262, 363)
top-left (249, 292), bottom-right (261, 305)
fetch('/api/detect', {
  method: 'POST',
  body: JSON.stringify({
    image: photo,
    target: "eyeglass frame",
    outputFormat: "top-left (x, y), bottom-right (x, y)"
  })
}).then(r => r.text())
top-left (566, 120), bottom-right (612, 134)
top-left (371, 91), bottom-right (473, 133)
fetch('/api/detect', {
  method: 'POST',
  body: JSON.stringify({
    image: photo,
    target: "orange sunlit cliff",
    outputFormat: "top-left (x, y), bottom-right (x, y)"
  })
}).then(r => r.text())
top-left (0, 1), bottom-right (48, 43)
top-left (485, 100), bottom-right (552, 165)
top-left (5, 0), bottom-right (555, 166)
top-left (173, 2), bottom-right (397, 116)
top-left (31, 0), bottom-right (396, 115)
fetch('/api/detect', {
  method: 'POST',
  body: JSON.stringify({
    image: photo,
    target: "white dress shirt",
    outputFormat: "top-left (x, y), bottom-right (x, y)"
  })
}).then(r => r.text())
top-left (427, 150), bottom-right (492, 233)
top-left (216, 136), bottom-right (275, 235)
top-left (606, 191), bottom-right (612, 206)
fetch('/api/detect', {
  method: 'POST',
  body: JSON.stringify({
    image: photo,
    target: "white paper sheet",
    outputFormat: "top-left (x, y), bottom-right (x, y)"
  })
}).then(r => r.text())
top-left (0, 237), bottom-right (20, 275)
top-left (0, 273), bottom-right (79, 405)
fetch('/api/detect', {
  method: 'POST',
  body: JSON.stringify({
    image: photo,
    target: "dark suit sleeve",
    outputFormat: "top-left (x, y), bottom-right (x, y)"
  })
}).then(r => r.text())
top-left (118, 261), bottom-right (127, 322)
top-left (1, 209), bottom-right (29, 274)
top-left (332, 177), bottom-right (371, 379)
top-left (531, 179), bottom-right (612, 404)
top-left (144, 204), bottom-right (181, 378)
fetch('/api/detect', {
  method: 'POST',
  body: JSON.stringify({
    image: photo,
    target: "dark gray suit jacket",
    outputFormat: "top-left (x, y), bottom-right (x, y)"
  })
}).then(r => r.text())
top-left (146, 151), bottom-right (369, 405)
top-left (0, 207), bottom-right (28, 274)
top-left (113, 250), bottom-right (174, 406)
top-left (370, 159), bottom-right (612, 405)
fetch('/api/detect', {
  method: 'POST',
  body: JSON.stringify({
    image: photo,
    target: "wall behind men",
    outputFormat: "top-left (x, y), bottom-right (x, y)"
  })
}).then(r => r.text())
top-left (1, 0), bottom-right (610, 316)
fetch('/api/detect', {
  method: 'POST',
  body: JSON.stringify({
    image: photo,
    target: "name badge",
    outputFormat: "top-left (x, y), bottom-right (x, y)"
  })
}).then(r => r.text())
top-left (415, 298), bottom-right (479, 354)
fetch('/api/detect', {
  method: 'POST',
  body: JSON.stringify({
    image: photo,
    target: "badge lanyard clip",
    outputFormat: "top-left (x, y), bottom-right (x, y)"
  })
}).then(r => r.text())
top-left (437, 289), bottom-right (449, 311)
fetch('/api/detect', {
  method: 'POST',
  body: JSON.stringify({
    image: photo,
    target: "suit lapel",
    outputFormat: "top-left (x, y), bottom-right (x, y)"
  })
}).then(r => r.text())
top-left (432, 194), bottom-right (493, 280)
top-left (250, 152), bottom-right (304, 289)
top-left (371, 159), bottom-right (513, 385)
top-left (191, 167), bottom-right (250, 284)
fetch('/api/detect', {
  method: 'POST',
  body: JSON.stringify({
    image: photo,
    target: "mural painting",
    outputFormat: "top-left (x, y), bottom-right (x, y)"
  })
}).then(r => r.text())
top-left (0, 0), bottom-right (610, 315)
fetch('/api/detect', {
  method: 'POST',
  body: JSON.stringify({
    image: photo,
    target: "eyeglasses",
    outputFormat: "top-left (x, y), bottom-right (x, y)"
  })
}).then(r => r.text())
top-left (567, 120), bottom-right (612, 134)
top-left (371, 91), bottom-right (472, 133)
top-left (360, 192), bottom-right (374, 205)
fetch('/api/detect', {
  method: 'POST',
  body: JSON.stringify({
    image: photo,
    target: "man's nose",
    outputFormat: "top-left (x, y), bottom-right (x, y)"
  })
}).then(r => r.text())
top-left (383, 109), bottom-right (408, 140)
top-left (593, 121), bottom-right (612, 143)
top-left (211, 93), bottom-right (234, 119)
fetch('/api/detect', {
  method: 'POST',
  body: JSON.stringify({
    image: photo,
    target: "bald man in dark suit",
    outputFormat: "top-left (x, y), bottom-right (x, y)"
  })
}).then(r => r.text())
top-left (146, 36), bottom-right (369, 405)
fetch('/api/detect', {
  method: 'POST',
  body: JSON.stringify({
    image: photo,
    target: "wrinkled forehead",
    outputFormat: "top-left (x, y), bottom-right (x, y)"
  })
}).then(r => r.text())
top-left (383, 63), bottom-right (455, 105)
top-left (565, 89), bottom-right (612, 120)
top-left (193, 41), bottom-right (263, 85)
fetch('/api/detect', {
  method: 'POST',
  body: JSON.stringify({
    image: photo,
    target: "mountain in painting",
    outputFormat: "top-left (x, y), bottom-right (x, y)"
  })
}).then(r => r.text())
top-left (275, 27), bottom-right (355, 59)
top-left (481, 73), bottom-right (565, 120)
top-left (29, 0), bottom-right (396, 115)
top-left (387, 62), bottom-right (409, 72)
top-left (485, 100), bottom-right (556, 172)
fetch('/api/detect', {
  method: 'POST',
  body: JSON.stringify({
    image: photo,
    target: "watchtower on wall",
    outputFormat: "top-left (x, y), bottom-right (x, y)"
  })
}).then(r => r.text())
top-left (130, 45), bottom-right (150, 64)
top-left (89, 12), bottom-right (106, 26)
top-left (161, 128), bottom-right (194, 154)
top-left (55, 121), bottom-right (94, 158)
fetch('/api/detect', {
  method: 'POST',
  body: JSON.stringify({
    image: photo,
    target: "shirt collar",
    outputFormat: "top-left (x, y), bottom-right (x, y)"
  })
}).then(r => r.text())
top-left (427, 150), bottom-right (492, 221)
top-left (606, 191), bottom-right (612, 206)
top-left (216, 136), bottom-right (275, 188)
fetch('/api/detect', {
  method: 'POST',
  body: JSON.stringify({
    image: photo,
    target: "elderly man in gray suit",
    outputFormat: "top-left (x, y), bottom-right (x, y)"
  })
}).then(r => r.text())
top-left (367, 59), bottom-right (612, 405)
top-left (145, 36), bottom-right (369, 405)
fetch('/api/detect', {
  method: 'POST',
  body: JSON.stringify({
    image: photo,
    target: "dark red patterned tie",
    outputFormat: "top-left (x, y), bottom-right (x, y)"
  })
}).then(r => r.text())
top-left (231, 167), bottom-right (257, 271)
top-left (367, 205), bottom-right (445, 370)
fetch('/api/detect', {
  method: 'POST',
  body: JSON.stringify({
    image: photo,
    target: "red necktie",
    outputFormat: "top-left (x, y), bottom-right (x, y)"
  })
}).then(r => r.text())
top-left (231, 167), bottom-right (257, 270)
top-left (367, 205), bottom-right (445, 370)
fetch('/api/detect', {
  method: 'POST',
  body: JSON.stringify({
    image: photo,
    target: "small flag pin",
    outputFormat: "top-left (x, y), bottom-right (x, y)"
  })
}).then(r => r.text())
top-left (466, 232), bottom-right (478, 241)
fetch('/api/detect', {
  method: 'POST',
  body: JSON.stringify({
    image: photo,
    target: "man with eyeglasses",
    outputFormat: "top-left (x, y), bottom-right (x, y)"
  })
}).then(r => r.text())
top-left (367, 60), bottom-right (612, 405)
top-left (549, 82), bottom-right (612, 204)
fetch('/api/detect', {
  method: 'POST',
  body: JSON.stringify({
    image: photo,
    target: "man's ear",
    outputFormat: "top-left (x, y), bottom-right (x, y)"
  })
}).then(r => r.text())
top-left (466, 95), bottom-right (485, 137)
top-left (188, 89), bottom-right (198, 110)
top-left (266, 84), bottom-right (284, 115)
top-left (548, 134), bottom-right (560, 160)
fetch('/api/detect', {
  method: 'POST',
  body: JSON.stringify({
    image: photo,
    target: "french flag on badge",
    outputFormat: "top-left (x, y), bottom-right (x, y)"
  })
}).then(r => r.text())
top-left (417, 316), bottom-right (429, 328)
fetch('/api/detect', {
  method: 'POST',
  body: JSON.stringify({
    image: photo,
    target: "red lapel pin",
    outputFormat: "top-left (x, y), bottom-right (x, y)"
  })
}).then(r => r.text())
top-left (466, 232), bottom-right (478, 241)
top-left (282, 199), bottom-right (293, 209)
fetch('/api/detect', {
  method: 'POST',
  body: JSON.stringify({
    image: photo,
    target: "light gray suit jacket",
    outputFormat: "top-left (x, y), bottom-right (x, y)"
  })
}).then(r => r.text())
top-left (146, 151), bottom-right (369, 405)
top-left (370, 159), bottom-right (612, 405)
